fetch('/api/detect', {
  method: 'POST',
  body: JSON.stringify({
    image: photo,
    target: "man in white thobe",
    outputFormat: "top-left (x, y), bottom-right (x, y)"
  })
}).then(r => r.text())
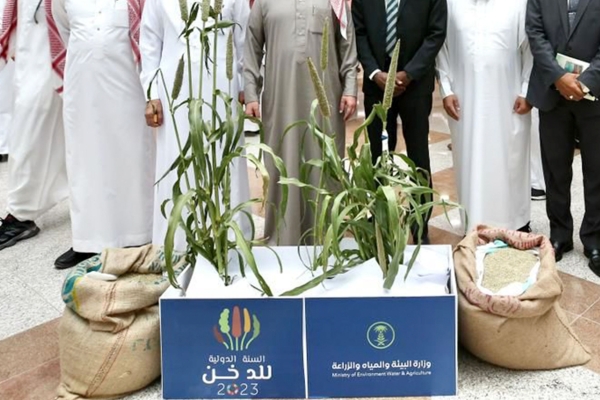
top-left (0, 58), bottom-right (12, 162)
top-left (0, 0), bottom-right (12, 162)
top-left (50, 0), bottom-right (155, 269)
top-left (0, 0), bottom-right (68, 251)
top-left (140, 0), bottom-right (252, 252)
top-left (436, 0), bottom-right (533, 232)
top-left (0, 0), bottom-right (12, 163)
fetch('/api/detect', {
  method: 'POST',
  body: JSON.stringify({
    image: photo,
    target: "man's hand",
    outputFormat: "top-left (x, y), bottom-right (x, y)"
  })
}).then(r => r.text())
top-left (513, 97), bottom-right (533, 115)
top-left (394, 71), bottom-right (412, 96)
top-left (245, 101), bottom-right (261, 118)
top-left (238, 91), bottom-right (246, 105)
top-left (145, 99), bottom-right (163, 127)
top-left (373, 71), bottom-right (388, 91)
top-left (396, 71), bottom-right (412, 89)
top-left (374, 71), bottom-right (405, 96)
top-left (339, 95), bottom-right (357, 121)
top-left (443, 95), bottom-right (460, 121)
top-left (555, 73), bottom-right (585, 101)
top-left (393, 77), bottom-right (406, 96)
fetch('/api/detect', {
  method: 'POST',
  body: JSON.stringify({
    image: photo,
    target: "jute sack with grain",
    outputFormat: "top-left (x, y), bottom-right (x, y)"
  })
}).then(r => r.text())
top-left (454, 225), bottom-right (591, 370)
top-left (57, 245), bottom-right (187, 399)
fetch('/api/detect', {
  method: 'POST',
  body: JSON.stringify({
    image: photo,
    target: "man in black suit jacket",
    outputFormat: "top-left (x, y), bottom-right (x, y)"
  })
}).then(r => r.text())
top-left (526, 0), bottom-right (600, 274)
top-left (352, 0), bottom-right (447, 243)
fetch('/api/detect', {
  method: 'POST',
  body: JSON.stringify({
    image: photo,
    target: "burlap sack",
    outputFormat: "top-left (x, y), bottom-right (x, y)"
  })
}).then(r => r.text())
top-left (57, 245), bottom-right (187, 399)
top-left (454, 225), bottom-right (591, 370)
top-left (57, 307), bottom-right (160, 400)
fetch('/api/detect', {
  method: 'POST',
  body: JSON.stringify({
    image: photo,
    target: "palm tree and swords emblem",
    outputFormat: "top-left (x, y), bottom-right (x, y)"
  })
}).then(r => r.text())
top-left (367, 322), bottom-right (396, 349)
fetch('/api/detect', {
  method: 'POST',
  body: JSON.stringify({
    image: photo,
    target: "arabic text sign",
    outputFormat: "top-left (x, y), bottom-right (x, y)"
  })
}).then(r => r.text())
top-left (161, 298), bottom-right (305, 399)
top-left (305, 296), bottom-right (457, 397)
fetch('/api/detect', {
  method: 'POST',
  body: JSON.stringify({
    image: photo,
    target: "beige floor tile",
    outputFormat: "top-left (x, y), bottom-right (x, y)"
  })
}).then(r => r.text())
top-left (558, 271), bottom-right (600, 315)
top-left (570, 317), bottom-right (600, 374)
top-left (566, 310), bottom-right (581, 324)
top-left (428, 226), bottom-right (463, 247)
top-left (581, 298), bottom-right (600, 324)
top-left (0, 319), bottom-right (59, 382)
top-left (0, 358), bottom-right (60, 400)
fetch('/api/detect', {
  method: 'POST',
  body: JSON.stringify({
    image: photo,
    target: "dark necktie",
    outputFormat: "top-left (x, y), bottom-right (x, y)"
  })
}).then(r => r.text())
top-left (568, 0), bottom-right (580, 29)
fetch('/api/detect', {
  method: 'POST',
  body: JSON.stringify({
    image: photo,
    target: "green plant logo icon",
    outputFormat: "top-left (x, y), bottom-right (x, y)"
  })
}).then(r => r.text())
top-left (213, 306), bottom-right (260, 351)
top-left (367, 322), bottom-right (395, 350)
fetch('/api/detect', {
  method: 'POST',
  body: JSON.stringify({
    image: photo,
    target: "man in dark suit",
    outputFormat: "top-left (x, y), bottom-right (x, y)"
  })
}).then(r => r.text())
top-left (526, 0), bottom-right (600, 274)
top-left (351, 0), bottom-right (447, 243)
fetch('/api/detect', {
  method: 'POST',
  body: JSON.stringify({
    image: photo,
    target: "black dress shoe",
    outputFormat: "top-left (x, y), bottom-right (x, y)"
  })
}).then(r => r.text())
top-left (0, 154), bottom-right (8, 163)
top-left (518, 222), bottom-right (532, 233)
top-left (55, 248), bottom-right (97, 270)
top-left (584, 248), bottom-right (600, 277)
top-left (552, 240), bottom-right (574, 262)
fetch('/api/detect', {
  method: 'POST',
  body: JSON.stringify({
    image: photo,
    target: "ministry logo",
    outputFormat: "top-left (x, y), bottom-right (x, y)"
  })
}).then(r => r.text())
top-left (367, 321), bottom-right (395, 350)
top-left (213, 306), bottom-right (261, 351)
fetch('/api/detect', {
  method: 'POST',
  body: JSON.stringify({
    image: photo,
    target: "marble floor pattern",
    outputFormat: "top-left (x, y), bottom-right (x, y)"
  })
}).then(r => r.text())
top-left (2, 89), bottom-right (600, 399)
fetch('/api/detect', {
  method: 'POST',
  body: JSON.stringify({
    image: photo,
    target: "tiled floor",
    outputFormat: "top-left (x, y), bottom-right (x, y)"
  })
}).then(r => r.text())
top-left (2, 87), bottom-right (600, 399)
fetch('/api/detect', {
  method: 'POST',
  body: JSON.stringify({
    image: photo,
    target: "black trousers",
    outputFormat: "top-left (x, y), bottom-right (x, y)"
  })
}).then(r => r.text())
top-left (539, 99), bottom-right (600, 249)
top-left (364, 90), bottom-right (433, 239)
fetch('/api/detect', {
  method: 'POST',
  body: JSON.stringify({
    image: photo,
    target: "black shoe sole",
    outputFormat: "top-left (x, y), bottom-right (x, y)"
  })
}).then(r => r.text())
top-left (54, 260), bottom-right (80, 270)
top-left (589, 260), bottom-right (600, 276)
top-left (555, 242), bottom-right (574, 262)
top-left (55, 254), bottom-right (96, 270)
top-left (0, 225), bottom-right (41, 251)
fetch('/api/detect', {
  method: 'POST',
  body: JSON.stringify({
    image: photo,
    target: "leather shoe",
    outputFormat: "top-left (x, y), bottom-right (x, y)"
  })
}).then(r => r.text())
top-left (55, 248), bottom-right (97, 270)
top-left (552, 240), bottom-right (573, 262)
top-left (517, 222), bottom-right (532, 233)
top-left (584, 248), bottom-right (600, 277)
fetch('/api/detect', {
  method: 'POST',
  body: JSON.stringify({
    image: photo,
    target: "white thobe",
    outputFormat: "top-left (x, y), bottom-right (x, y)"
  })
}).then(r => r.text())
top-left (6, 0), bottom-right (68, 221)
top-left (437, 0), bottom-right (533, 231)
top-left (52, 0), bottom-right (155, 252)
top-left (0, 0), bottom-right (13, 155)
top-left (140, 0), bottom-right (251, 251)
top-left (0, 59), bottom-right (13, 154)
top-left (530, 109), bottom-right (545, 191)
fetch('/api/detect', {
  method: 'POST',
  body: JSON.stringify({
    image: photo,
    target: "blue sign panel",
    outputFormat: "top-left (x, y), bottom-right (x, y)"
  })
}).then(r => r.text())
top-left (161, 298), bottom-right (306, 399)
top-left (305, 296), bottom-right (456, 398)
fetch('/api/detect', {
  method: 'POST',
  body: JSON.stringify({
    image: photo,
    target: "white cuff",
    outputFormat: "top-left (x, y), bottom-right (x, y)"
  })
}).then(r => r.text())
top-left (520, 81), bottom-right (529, 98)
top-left (580, 81), bottom-right (591, 94)
top-left (439, 78), bottom-right (454, 99)
top-left (145, 80), bottom-right (160, 101)
top-left (369, 69), bottom-right (381, 81)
